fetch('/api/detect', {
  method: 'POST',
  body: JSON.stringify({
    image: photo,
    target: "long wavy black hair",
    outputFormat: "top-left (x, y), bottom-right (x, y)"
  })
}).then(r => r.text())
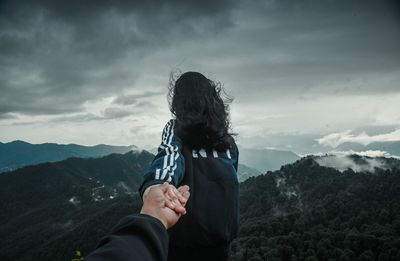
top-left (168, 71), bottom-right (236, 151)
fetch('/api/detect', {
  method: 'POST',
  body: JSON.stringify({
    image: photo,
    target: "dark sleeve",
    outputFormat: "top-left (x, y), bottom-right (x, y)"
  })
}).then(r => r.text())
top-left (85, 214), bottom-right (169, 261)
top-left (231, 141), bottom-right (239, 172)
top-left (138, 119), bottom-right (185, 199)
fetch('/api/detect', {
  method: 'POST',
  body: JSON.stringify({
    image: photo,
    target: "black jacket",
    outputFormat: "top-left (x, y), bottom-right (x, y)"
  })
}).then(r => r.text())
top-left (86, 214), bottom-right (168, 261)
top-left (139, 119), bottom-right (239, 249)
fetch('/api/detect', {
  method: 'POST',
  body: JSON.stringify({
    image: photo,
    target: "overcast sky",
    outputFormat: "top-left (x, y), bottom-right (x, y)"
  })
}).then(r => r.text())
top-left (1, 0), bottom-right (399, 153)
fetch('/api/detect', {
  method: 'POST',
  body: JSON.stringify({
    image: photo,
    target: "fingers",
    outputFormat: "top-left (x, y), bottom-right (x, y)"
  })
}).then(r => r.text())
top-left (177, 185), bottom-right (190, 192)
top-left (163, 195), bottom-right (186, 215)
top-left (177, 185), bottom-right (190, 195)
top-left (180, 190), bottom-right (190, 204)
top-left (173, 187), bottom-right (188, 205)
top-left (164, 198), bottom-right (175, 209)
top-left (175, 206), bottom-right (186, 215)
top-left (154, 183), bottom-right (191, 215)
top-left (167, 187), bottom-right (178, 201)
top-left (163, 185), bottom-right (188, 215)
top-left (166, 185), bottom-right (188, 205)
top-left (177, 185), bottom-right (190, 205)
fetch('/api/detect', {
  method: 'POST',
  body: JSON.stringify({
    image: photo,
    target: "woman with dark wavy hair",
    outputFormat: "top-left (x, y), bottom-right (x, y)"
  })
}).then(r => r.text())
top-left (139, 71), bottom-right (239, 261)
top-left (168, 71), bottom-right (235, 151)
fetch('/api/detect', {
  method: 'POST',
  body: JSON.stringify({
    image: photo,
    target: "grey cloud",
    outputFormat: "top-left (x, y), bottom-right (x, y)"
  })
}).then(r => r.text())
top-left (45, 102), bottom-right (153, 123)
top-left (352, 125), bottom-right (400, 136)
top-left (49, 108), bottom-right (133, 123)
top-left (198, 0), bottom-right (400, 101)
top-left (0, 113), bottom-right (18, 120)
top-left (238, 124), bottom-right (400, 155)
top-left (0, 0), bottom-right (236, 117)
top-left (113, 91), bottom-right (164, 105)
top-left (48, 113), bottom-right (103, 123)
top-left (315, 154), bottom-right (393, 173)
top-left (103, 107), bottom-right (132, 119)
top-left (1, 0), bottom-right (400, 149)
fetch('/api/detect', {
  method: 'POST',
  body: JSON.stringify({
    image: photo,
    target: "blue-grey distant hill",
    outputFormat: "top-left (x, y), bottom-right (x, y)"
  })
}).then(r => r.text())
top-left (149, 145), bottom-right (301, 173)
top-left (0, 140), bottom-right (137, 173)
top-left (238, 146), bottom-right (300, 172)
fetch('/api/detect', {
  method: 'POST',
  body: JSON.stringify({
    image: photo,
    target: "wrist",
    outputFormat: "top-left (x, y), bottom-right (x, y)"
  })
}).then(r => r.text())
top-left (140, 208), bottom-right (168, 229)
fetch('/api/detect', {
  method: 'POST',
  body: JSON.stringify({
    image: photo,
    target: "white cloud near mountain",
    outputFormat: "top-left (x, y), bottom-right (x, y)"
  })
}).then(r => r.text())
top-left (317, 129), bottom-right (400, 148)
top-left (315, 154), bottom-right (390, 173)
top-left (313, 150), bottom-right (399, 159)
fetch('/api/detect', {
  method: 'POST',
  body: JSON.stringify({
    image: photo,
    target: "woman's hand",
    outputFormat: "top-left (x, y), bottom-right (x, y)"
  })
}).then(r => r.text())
top-left (140, 183), bottom-right (190, 229)
top-left (165, 184), bottom-right (190, 215)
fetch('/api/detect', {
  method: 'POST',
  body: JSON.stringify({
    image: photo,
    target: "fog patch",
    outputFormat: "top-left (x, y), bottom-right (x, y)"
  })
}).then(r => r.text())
top-left (314, 154), bottom-right (390, 173)
top-left (68, 196), bottom-right (80, 207)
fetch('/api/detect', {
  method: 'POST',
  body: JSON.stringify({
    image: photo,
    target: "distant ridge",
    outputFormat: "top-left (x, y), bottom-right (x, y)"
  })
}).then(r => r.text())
top-left (0, 140), bottom-right (137, 173)
top-left (141, 145), bottom-right (300, 174)
top-left (238, 145), bottom-right (300, 172)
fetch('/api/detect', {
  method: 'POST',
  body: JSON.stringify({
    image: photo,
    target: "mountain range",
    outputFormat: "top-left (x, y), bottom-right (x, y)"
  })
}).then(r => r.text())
top-left (1, 150), bottom-right (400, 260)
top-left (238, 146), bottom-right (300, 172)
top-left (0, 150), bottom-right (153, 261)
top-left (0, 140), bottom-right (137, 173)
top-left (0, 141), bottom-right (300, 181)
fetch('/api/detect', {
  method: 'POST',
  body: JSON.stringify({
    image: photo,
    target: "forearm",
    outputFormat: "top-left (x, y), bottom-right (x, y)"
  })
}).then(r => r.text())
top-left (86, 214), bottom-right (169, 261)
top-left (139, 119), bottom-right (185, 199)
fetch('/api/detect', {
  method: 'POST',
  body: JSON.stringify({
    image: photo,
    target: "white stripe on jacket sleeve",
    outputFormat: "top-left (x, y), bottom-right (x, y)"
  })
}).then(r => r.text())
top-left (157, 120), bottom-right (180, 182)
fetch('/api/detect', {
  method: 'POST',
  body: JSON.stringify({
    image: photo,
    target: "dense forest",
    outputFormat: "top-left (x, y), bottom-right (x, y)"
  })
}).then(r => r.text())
top-left (0, 151), bottom-right (153, 261)
top-left (230, 156), bottom-right (400, 261)
top-left (1, 153), bottom-right (399, 260)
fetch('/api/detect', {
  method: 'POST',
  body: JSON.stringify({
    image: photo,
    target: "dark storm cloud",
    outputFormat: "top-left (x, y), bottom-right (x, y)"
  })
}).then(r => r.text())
top-left (209, 0), bottom-right (400, 101)
top-left (0, 0), bottom-right (236, 116)
top-left (1, 0), bottom-right (399, 119)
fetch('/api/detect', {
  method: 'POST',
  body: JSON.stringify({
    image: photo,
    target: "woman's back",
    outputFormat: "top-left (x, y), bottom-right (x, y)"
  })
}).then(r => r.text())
top-left (138, 71), bottom-right (239, 260)
top-left (168, 140), bottom-right (239, 260)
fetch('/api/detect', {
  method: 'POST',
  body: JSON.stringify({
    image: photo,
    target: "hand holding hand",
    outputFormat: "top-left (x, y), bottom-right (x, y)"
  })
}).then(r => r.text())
top-left (140, 183), bottom-right (190, 229)
top-left (164, 184), bottom-right (190, 215)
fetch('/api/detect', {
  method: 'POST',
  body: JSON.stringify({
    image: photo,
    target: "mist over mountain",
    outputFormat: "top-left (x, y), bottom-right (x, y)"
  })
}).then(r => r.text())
top-left (314, 154), bottom-right (400, 173)
top-left (239, 132), bottom-right (400, 159)
top-left (0, 140), bottom-right (137, 173)
top-left (335, 141), bottom-right (400, 158)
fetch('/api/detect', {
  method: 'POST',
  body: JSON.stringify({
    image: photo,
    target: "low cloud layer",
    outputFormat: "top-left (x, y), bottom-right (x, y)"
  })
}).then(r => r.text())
top-left (317, 129), bottom-right (400, 148)
top-left (314, 153), bottom-right (394, 173)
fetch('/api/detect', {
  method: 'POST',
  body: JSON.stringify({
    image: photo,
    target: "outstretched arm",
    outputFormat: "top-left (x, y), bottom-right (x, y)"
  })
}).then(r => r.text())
top-left (139, 119), bottom-right (185, 200)
top-left (86, 183), bottom-right (190, 261)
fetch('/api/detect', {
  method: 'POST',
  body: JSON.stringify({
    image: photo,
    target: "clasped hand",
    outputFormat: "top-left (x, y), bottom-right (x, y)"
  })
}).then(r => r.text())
top-left (140, 183), bottom-right (190, 229)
